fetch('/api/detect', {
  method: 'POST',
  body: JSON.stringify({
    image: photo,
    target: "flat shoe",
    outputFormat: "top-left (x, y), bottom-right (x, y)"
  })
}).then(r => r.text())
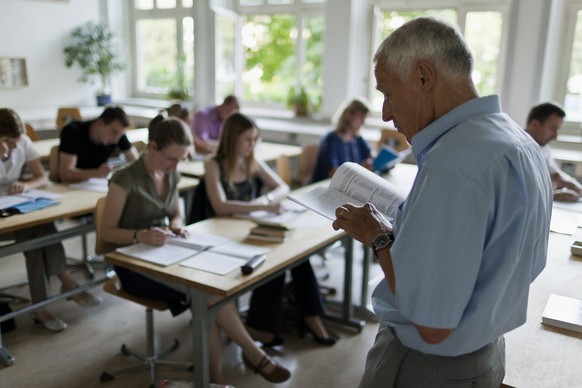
top-left (30, 313), bottom-right (68, 332)
top-left (243, 354), bottom-right (290, 383)
top-left (61, 286), bottom-right (102, 308)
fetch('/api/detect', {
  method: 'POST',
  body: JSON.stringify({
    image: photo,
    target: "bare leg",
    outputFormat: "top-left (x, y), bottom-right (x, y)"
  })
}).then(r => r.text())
top-left (208, 321), bottom-right (223, 383)
top-left (214, 302), bottom-right (277, 374)
top-left (304, 315), bottom-right (331, 338)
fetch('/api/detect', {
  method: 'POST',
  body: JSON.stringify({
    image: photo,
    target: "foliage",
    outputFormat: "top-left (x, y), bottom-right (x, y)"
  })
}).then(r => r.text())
top-left (287, 85), bottom-right (312, 116)
top-left (241, 14), bottom-right (324, 112)
top-left (64, 21), bottom-right (126, 95)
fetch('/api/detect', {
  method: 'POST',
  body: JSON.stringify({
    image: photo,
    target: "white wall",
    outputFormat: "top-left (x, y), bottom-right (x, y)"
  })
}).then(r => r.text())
top-left (0, 0), bottom-right (103, 109)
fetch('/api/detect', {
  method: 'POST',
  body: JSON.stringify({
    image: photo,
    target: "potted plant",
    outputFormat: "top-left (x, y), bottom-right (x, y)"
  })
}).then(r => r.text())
top-left (287, 85), bottom-right (312, 117)
top-left (167, 57), bottom-right (190, 101)
top-left (64, 21), bottom-right (127, 106)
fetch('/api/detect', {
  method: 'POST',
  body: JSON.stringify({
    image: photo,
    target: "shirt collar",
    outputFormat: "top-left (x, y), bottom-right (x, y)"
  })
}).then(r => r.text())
top-left (411, 95), bottom-right (502, 167)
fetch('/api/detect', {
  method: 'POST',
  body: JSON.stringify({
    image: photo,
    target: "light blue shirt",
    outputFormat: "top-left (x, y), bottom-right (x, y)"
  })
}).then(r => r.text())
top-left (372, 95), bottom-right (552, 356)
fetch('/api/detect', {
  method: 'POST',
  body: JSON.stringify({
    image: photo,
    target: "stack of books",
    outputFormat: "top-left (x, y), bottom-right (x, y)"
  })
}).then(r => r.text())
top-left (247, 224), bottom-right (295, 243)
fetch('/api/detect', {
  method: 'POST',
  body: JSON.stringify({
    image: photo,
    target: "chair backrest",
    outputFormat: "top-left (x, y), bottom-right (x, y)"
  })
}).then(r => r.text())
top-left (294, 143), bottom-right (319, 187)
top-left (56, 107), bottom-right (82, 129)
top-left (377, 129), bottom-right (410, 152)
top-left (48, 145), bottom-right (60, 182)
top-left (275, 155), bottom-right (293, 186)
top-left (95, 197), bottom-right (119, 255)
top-left (132, 140), bottom-right (146, 154)
top-left (25, 123), bottom-right (39, 141)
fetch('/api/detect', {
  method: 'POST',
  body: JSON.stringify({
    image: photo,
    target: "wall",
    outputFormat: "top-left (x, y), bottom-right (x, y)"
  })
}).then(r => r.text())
top-left (0, 0), bottom-right (103, 110)
top-left (0, 0), bottom-right (569, 130)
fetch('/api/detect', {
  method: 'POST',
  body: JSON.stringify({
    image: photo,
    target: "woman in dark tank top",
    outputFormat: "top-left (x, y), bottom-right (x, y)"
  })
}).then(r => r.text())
top-left (203, 112), bottom-right (337, 349)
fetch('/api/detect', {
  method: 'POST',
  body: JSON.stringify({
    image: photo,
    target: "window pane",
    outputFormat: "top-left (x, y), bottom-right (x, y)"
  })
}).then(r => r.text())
top-left (565, 10), bottom-right (582, 122)
top-left (303, 16), bottom-right (325, 112)
top-left (240, 0), bottom-right (263, 5)
top-left (268, 0), bottom-right (293, 4)
top-left (136, 19), bottom-right (177, 94)
top-left (182, 0), bottom-right (193, 7)
top-left (242, 14), bottom-right (297, 104)
top-left (216, 14), bottom-right (237, 100)
top-left (465, 11), bottom-right (502, 96)
top-left (302, 0), bottom-right (325, 3)
top-left (135, 0), bottom-right (153, 10)
top-left (157, 0), bottom-right (176, 9)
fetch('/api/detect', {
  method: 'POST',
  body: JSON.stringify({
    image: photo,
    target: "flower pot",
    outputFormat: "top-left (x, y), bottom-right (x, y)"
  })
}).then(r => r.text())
top-left (96, 94), bottom-right (112, 107)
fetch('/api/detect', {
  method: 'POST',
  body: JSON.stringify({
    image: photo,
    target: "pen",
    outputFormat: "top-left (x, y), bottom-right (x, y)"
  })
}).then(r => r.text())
top-left (151, 226), bottom-right (178, 238)
top-left (241, 254), bottom-right (266, 275)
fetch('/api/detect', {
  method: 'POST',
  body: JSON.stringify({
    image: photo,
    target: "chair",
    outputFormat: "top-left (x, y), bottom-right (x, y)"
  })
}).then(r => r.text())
top-left (95, 198), bottom-right (192, 387)
top-left (294, 143), bottom-right (319, 187)
top-left (56, 107), bottom-right (82, 130)
top-left (377, 128), bottom-right (410, 152)
top-left (48, 145), bottom-right (60, 183)
top-left (131, 140), bottom-right (147, 154)
top-left (275, 154), bottom-right (293, 186)
top-left (24, 123), bottom-right (39, 141)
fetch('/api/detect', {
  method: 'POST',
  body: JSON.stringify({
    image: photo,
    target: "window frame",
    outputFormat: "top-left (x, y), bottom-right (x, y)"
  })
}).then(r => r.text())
top-left (554, 0), bottom-right (582, 134)
top-left (225, 0), bottom-right (326, 110)
top-left (129, 2), bottom-right (195, 99)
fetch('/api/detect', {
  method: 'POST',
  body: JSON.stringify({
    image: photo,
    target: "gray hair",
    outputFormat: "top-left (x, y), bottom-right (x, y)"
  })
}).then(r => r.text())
top-left (373, 17), bottom-right (473, 82)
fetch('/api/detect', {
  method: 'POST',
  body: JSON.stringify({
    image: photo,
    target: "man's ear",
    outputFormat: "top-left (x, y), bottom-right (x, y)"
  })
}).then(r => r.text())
top-left (417, 61), bottom-right (436, 90)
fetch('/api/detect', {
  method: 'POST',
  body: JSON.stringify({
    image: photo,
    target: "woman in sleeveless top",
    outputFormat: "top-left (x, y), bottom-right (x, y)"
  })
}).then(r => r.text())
top-left (101, 115), bottom-right (290, 384)
top-left (204, 112), bottom-right (337, 348)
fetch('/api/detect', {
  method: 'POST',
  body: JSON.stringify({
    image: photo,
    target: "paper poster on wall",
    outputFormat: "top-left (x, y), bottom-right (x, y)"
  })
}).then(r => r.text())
top-left (0, 57), bottom-right (28, 89)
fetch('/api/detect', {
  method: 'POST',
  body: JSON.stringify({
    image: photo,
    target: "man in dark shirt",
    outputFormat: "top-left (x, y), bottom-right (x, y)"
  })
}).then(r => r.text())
top-left (58, 106), bottom-right (138, 183)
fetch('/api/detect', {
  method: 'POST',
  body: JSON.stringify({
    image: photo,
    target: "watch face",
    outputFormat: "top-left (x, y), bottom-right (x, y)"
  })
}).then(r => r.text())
top-left (373, 234), bottom-right (392, 250)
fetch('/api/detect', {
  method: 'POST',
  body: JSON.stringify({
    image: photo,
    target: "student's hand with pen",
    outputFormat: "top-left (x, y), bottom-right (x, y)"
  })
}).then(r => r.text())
top-left (140, 227), bottom-right (177, 246)
top-left (168, 225), bottom-right (188, 239)
top-left (96, 163), bottom-right (114, 179)
top-left (7, 180), bottom-right (28, 195)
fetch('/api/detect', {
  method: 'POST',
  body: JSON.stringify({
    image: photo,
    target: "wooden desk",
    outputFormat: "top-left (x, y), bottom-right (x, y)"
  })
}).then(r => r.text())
top-left (106, 201), bottom-right (359, 387)
top-left (0, 177), bottom-right (198, 366)
top-left (503, 208), bottom-right (582, 387)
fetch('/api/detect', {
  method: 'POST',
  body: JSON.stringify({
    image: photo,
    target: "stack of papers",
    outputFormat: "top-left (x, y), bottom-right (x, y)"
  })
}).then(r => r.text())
top-left (69, 178), bottom-right (109, 193)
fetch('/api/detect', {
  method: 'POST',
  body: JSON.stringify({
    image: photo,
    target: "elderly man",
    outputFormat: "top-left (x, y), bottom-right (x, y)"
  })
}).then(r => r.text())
top-left (525, 102), bottom-right (582, 202)
top-left (333, 17), bottom-right (552, 387)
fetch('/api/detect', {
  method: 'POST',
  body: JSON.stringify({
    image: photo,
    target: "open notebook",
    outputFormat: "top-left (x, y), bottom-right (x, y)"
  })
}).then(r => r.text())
top-left (116, 231), bottom-right (270, 275)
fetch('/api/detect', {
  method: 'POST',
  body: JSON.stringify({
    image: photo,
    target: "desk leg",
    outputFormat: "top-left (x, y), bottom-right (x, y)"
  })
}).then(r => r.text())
top-left (189, 288), bottom-right (210, 388)
top-left (323, 236), bottom-right (365, 332)
top-left (0, 330), bottom-right (15, 366)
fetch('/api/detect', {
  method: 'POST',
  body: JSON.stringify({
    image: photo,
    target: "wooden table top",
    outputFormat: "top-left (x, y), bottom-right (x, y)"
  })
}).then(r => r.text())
top-left (0, 177), bottom-right (198, 234)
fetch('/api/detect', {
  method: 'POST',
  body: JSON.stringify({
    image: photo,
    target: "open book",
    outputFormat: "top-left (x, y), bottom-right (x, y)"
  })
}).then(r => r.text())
top-left (288, 162), bottom-right (406, 222)
top-left (115, 230), bottom-right (231, 267)
top-left (0, 189), bottom-right (62, 217)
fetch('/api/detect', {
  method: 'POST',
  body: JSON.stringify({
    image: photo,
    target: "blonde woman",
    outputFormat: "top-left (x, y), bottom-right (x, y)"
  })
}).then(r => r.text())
top-left (312, 98), bottom-right (373, 182)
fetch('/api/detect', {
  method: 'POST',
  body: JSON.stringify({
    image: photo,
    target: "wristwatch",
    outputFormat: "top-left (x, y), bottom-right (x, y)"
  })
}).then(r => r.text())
top-left (371, 232), bottom-right (394, 259)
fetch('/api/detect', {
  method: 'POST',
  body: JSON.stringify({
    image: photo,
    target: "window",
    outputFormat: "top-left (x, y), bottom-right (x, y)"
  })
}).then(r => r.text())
top-left (561, 4), bottom-right (582, 124)
top-left (131, 1), bottom-right (194, 99)
top-left (218, 0), bottom-right (326, 111)
top-left (371, 3), bottom-right (508, 110)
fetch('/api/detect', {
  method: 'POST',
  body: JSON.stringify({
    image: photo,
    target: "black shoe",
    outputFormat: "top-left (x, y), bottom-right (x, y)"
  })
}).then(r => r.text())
top-left (298, 319), bottom-right (337, 346)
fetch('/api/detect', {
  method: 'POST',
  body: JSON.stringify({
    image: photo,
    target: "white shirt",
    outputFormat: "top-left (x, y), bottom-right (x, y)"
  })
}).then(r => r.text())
top-left (0, 135), bottom-right (38, 194)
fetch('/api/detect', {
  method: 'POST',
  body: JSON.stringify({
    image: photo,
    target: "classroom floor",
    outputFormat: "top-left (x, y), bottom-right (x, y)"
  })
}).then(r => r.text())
top-left (0, 230), bottom-right (381, 388)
